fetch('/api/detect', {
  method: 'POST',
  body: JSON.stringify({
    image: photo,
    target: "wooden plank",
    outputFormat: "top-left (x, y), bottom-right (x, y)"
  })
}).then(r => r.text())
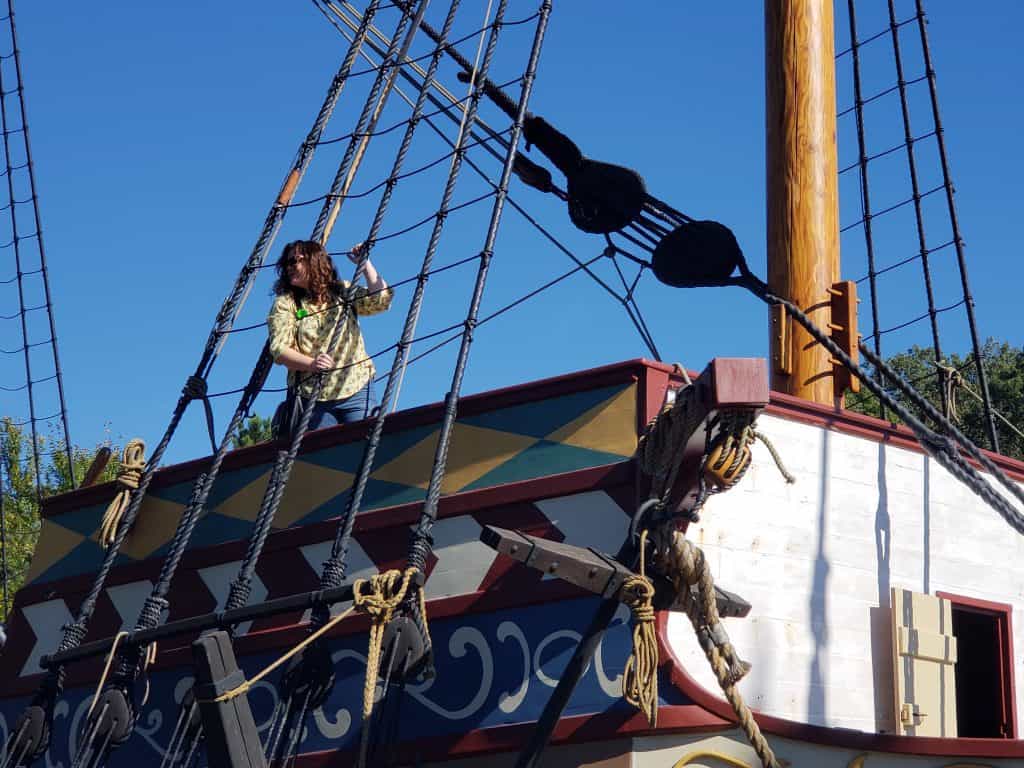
top-left (480, 525), bottom-right (751, 619)
top-left (480, 526), bottom-right (631, 599)
top-left (192, 631), bottom-right (267, 768)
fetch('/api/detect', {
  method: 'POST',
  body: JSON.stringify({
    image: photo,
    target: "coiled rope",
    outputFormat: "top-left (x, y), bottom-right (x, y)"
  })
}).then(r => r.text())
top-left (636, 384), bottom-right (703, 504)
top-left (352, 568), bottom-right (424, 766)
top-left (98, 440), bottom-right (146, 549)
top-left (621, 529), bottom-right (658, 726)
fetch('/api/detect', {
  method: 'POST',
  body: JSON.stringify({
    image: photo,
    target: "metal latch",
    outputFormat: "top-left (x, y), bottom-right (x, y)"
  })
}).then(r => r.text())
top-left (900, 703), bottom-right (928, 724)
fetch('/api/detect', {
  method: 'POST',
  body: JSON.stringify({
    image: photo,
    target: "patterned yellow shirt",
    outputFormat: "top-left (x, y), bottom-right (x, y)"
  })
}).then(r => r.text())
top-left (267, 282), bottom-right (393, 401)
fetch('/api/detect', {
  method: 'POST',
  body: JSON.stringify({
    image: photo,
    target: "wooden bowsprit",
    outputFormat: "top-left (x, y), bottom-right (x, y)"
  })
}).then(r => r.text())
top-left (480, 527), bottom-right (752, 620)
top-left (480, 358), bottom-right (768, 768)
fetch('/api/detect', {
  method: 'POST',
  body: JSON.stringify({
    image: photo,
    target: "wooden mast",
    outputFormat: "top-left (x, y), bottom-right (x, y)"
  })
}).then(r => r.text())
top-left (766, 0), bottom-right (840, 405)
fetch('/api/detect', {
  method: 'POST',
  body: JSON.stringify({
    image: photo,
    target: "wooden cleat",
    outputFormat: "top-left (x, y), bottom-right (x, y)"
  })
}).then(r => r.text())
top-left (481, 526), bottom-right (752, 619)
top-left (480, 526), bottom-right (635, 600)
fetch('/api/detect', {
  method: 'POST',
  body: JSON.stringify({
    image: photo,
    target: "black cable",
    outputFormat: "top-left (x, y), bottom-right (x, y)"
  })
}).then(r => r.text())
top-left (885, 0), bottom-right (948, 418)
top-left (839, 182), bottom-right (946, 233)
top-left (285, 126), bottom-right (513, 209)
top-left (837, 74), bottom-right (928, 118)
top-left (846, 0), bottom-right (887, 419)
top-left (835, 12), bottom-right (920, 57)
top-left (315, 76), bottom-right (522, 147)
top-left (837, 130), bottom-right (936, 175)
top-left (402, 0), bottom-right (550, 673)
top-left (317, 0), bottom-right (662, 363)
top-left (864, 298), bottom-right (965, 340)
top-left (853, 239), bottom-right (954, 285)
top-left (913, 0), bottom-right (1000, 451)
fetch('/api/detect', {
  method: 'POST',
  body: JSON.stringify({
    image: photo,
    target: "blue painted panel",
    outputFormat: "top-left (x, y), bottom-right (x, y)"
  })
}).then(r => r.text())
top-left (0, 598), bottom-right (685, 763)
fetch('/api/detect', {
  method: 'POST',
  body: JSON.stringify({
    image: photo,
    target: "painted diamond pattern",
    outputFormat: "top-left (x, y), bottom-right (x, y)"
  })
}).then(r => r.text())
top-left (3, 490), bottom-right (631, 681)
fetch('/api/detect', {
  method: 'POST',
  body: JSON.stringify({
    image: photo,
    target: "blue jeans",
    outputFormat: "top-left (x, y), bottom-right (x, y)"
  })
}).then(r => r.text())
top-left (306, 383), bottom-right (377, 430)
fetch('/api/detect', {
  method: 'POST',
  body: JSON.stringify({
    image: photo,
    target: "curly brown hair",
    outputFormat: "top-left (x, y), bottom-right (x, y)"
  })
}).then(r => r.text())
top-left (273, 240), bottom-right (341, 304)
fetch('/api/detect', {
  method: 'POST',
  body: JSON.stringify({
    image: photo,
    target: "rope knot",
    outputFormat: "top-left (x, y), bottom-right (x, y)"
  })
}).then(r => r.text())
top-left (353, 569), bottom-right (420, 709)
top-left (182, 375), bottom-right (208, 401)
top-left (621, 532), bottom-right (659, 727)
top-left (99, 439), bottom-right (147, 549)
top-left (353, 568), bottom-right (424, 765)
top-left (138, 596), bottom-right (168, 629)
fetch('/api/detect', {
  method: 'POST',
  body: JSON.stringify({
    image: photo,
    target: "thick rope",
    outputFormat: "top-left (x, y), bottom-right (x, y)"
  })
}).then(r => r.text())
top-left (656, 528), bottom-right (778, 768)
top-left (752, 431), bottom-right (796, 485)
top-left (98, 440), bottom-right (146, 549)
top-left (307, 0), bottom-right (466, 623)
top-left (621, 530), bottom-right (658, 726)
top-left (636, 384), bottom-right (702, 504)
top-left (353, 568), bottom-right (421, 767)
top-left (934, 361), bottom-right (1024, 442)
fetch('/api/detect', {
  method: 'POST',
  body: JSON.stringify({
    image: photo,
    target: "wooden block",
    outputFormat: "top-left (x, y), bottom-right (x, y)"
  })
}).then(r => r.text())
top-left (192, 631), bottom-right (267, 768)
top-left (481, 526), bottom-right (632, 599)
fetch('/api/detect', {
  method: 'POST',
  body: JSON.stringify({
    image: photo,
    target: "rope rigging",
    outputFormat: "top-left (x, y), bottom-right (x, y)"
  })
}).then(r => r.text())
top-left (0, 0), bottom-right (74, 508)
top-left (259, 4), bottom-right (553, 764)
top-left (2, 3), bottom-right (1012, 768)
top-left (73, 4), bottom-right (433, 767)
top-left (838, 0), bottom-right (999, 449)
top-left (653, 239), bottom-right (1024, 537)
top-left (319, 0), bottom-right (663, 360)
top-left (1, 0), bottom-right (383, 760)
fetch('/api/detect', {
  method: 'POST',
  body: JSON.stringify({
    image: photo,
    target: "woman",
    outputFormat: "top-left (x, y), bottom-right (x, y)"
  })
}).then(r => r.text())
top-left (267, 239), bottom-right (392, 431)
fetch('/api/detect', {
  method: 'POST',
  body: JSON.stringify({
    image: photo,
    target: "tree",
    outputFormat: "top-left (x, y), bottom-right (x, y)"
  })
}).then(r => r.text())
top-left (846, 339), bottom-right (1024, 461)
top-left (1, 417), bottom-right (121, 620)
top-left (232, 414), bottom-right (274, 449)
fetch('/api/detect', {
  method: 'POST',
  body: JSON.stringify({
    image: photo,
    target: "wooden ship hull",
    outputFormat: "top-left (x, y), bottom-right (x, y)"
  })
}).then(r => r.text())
top-left (4, 358), bottom-right (1024, 766)
top-left (3, 0), bottom-right (1022, 766)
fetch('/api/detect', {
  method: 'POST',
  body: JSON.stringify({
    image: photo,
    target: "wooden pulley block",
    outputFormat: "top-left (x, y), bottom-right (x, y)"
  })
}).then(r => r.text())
top-left (566, 159), bottom-right (647, 234)
top-left (381, 615), bottom-right (428, 680)
top-left (651, 220), bottom-right (742, 287)
top-left (703, 437), bottom-right (752, 491)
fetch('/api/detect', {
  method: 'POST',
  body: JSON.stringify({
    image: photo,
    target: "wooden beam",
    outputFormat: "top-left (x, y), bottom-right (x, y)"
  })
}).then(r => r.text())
top-left (192, 631), bottom-right (267, 768)
top-left (479, 525), bottom-right (751, 618)
top-left (766, 0), bottom-right (840, 405)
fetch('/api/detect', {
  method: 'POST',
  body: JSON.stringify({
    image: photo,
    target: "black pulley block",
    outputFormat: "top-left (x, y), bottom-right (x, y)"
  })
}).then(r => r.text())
top-left (567, 160), bottom-right (646, 234)
top-left (10, 704), bottom-right (50, 763)
top-left (280, 639), bottom-right (336, 710)
top-left (651, 220), bottom-right (742, 287)
top-left (87, 688), bottom-right (135, 748)
top-left (380, 615), bottom-right (427, 680)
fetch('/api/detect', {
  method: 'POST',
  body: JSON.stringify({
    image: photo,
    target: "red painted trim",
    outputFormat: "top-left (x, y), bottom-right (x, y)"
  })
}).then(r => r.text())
top-left (656, 612), bottom-right (1024, 757)
top-left (938, 590), bottom-right (1018, 739)
top-left (15, 462), bottom-right (634, 603)
top-left (936, 591), bottom-right (1013, 616)
top-left (766, 389), bottom-right (1024, 482)
top-left (40, 359), bottom-right (651, 519)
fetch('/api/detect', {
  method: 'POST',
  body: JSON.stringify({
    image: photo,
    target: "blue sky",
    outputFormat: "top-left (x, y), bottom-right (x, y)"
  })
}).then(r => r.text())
top-left (2, 1), bottom-right (1021, 467)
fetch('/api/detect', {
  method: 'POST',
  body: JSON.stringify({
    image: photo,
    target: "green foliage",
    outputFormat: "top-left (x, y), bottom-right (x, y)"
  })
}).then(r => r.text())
top-left (1, 418), bottom-right (121, 620)
top-left (847, 339), bottom-right (1024, 460)
top-left (232, 414), bottom-right (274, 449)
